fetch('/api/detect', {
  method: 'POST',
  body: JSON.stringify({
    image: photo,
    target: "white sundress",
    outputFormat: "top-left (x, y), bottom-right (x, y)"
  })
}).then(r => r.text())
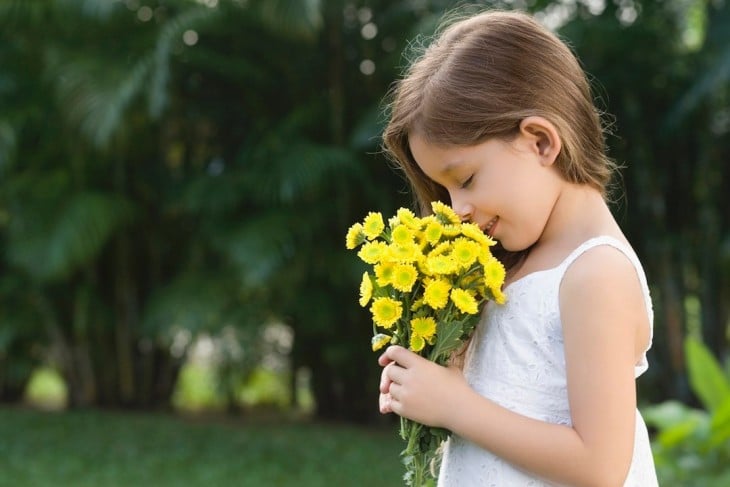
top-left (438, 236), bottom-right (659, 486)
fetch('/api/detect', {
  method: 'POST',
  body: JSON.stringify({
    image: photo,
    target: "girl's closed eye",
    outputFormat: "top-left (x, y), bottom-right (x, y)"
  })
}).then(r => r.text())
top-left (460, 175), bottom-right (474, 189)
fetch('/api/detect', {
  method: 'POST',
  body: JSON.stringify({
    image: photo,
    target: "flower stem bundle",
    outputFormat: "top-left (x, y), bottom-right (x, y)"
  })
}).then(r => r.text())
top-left (345, 202), bottom-right (507, 486)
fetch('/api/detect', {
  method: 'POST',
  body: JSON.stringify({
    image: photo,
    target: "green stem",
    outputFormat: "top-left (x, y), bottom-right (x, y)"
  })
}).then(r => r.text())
top-left (412, 452), bottom-right (426, 487)
top-left (401, 418), bottom-right (434, 486)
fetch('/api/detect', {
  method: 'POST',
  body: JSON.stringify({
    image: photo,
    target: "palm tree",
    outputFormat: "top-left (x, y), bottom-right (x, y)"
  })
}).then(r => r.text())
top-left (0, 0), bottom-right (408, 417)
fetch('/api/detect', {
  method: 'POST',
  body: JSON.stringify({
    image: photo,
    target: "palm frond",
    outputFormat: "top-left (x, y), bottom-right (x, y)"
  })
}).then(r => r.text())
top-left (243, 141), bottom-right (363, 205)
top-left (215, 210), bottom-right (300, 287)
top-left (46, 5), bottom-right (220, 148)
top-left (235, 103), bottom-right (365, 204)
top-left (47, 48), bottom-right (155, 148)
top-left (7, 191), bottom-right (135, 282)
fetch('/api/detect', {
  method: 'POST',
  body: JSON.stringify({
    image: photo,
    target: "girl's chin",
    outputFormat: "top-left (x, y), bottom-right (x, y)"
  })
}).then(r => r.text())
top-left (497, 237), bottom-right (532, 253)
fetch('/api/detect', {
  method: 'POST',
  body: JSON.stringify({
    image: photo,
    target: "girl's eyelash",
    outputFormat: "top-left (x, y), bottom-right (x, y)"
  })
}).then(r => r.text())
top-left (460, 175), bottom-right (474, 189)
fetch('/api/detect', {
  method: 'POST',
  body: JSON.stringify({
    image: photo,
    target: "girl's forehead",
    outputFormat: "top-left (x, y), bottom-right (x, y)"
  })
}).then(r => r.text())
top-left (409, 135), bottom-right (469, 176)
top-left (409, 134), bottom-right (475, 160)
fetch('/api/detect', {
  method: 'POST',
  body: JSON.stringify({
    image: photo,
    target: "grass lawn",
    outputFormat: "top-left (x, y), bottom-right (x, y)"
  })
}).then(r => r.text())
top-left (0, 407), bottom-right (405, 487)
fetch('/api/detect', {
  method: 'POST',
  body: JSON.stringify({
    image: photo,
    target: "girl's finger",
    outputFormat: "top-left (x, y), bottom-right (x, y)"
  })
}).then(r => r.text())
top-left (388, 382), bottom-right (401, 401)
top-left (377, 352), bottom-right (394, 367)
top-left (379, 392), bottom-right (392, 414)
top-left (378, 345), bottom-right (415, 368)
top-left (383, 361), bottom-right (407, 385)
top-left (379, 367), bottom-right (392, 393)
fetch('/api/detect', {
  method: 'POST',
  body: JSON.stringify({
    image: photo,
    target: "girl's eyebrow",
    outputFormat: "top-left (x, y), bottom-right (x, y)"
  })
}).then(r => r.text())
top-left (441, 159), bottom-right (466, 176)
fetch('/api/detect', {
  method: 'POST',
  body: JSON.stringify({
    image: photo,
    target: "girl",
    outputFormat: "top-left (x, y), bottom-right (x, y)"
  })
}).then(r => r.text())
top-left (377, 9), bottom-right (658, 487)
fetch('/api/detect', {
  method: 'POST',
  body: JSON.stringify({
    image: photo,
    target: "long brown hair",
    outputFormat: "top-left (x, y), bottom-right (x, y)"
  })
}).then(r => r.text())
top-left (382, 9), bottom-right (617, 269)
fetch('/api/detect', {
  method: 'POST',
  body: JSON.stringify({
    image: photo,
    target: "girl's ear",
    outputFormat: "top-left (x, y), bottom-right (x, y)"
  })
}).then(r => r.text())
top-left (518, 116), bottom-right (562, 166)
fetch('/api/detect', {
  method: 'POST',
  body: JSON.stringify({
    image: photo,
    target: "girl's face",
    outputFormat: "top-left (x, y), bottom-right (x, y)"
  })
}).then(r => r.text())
top-left (408, 132), bottom-right (564, 252)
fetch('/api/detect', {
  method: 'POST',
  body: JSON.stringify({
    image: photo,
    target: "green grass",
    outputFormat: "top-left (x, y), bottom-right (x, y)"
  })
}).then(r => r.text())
top-left (0, 407), bottom-right (405, 487)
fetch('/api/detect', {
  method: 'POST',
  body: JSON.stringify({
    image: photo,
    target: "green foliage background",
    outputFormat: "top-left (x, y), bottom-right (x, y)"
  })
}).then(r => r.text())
top-left (0, 0), bottom-right (728, 440)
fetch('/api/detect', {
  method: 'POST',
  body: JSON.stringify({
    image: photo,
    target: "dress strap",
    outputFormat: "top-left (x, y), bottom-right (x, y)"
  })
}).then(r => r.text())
top-left (558, 236), bottom-right (654, 376)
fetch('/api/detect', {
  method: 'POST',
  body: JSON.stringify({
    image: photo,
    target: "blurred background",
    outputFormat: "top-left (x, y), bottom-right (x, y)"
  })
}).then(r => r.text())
top-left (0, 0), bottom-right (728, 485)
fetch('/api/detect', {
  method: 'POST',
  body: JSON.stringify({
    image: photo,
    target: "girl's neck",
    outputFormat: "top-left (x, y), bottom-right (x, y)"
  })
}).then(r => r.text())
top-left (499, 184), bottom-right (621, 281)
top-left (504, 185), bottom-right (617, 284)
top-left (531, 183), bottom-right (621, 262)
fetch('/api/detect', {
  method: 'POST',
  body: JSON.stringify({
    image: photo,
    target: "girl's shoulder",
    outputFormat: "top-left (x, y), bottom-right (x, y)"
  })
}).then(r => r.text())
top-left (558, 236), bottom-right (654, 369)
top-left (558, 235), bottom-right (646, 289)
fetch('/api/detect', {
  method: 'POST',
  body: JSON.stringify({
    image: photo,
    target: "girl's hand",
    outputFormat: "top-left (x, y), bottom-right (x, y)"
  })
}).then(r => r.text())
top-left (377, 345), bottom-right (470, 428)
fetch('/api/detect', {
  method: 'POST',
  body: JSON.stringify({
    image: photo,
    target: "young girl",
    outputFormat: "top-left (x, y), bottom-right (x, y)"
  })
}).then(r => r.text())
top-left (377, 10), bottom-right (658, 487)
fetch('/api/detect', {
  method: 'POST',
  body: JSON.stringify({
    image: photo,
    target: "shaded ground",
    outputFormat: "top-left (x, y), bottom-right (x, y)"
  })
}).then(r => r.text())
top-left (0, 407), bottom-right (404, 487)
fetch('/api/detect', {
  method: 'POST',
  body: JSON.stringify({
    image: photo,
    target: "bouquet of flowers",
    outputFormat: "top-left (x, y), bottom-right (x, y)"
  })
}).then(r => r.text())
top-left (345, 201), bottom-right (507, 486)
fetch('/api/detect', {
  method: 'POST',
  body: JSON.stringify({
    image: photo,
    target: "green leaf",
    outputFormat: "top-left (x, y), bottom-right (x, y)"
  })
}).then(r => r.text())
top-left (7, 191), bottom-right (134, 282)
top-left (47, 5), bottom-right (220, 147)
top-left (48, 49), bottom-right (154, 148)
top-left (709, 397), bottom-right (730, 447)
top-left (642, 400), bottom-right (710, 448)
top-left (428, 316), bottom-right (475, 362)
top-left (643, 400), bottom-right (708, 431)
top-left (685, 337), bottom-right (730, 412)
top-left (215, 211), bottom-right (298, 287)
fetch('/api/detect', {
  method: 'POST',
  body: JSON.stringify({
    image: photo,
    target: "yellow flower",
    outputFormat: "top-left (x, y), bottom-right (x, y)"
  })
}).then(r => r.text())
top-left (370, 297), bottom-right (403, 329)
top-left (363, 212), bottom-right (385, 239)
top-left (459, 272), bottom-right (485, 295)
top-left (374, 261), bottom-right (395, 286)
top-left (409, 334), bottom-right (426, 352)
top-left (460, 222), bottom-right (496, 247)
top-left (431, 201), bottom-right (460, 225)
top-left (424, 279), bottom-right (451, 309)
top-left (414, 230), bottom-right (429, 250)
top-left (423, 220), bottom-right (443, 245)
top-left (358, 241), bottom-right (389, 264)
top-left (346, 223), bottom-right (366, 249)
top-left (451, 288), bottom-right (479, 314)
top-left (451, 238), bottom-right (479, 269)
top-left (430, 241), bottom-right (452, 256)
top-left (416, 256), bottom-right (431, 277)
top-left (411, 297), bottom-right (425, 311)
top-left (388, 242), bottom-right (420, 262)
top-left (441, 224), bottom-right (462, 237)
top-left (371, 333), bottom-right (392, 351)
top-left (392, 264), bottom-right (418, 292)
top-left (359, 272), bottom-right (373, 307)
top-left (427, 254), bottom-right (458, 275)
top-left (411, 317), bottom-right (437, 343)
top-left (391, 224), bottom-right (414, 246)
top-left (396, 208), bottom-right (421, 229)
top-left (346, 207), bottom-right (508, 366)
top-left (484, 257), bottom-right (507, 291)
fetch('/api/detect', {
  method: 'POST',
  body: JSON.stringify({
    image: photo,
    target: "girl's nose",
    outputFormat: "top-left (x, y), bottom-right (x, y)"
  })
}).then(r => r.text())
top-left (452, 200), bottom-right (473, 222)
